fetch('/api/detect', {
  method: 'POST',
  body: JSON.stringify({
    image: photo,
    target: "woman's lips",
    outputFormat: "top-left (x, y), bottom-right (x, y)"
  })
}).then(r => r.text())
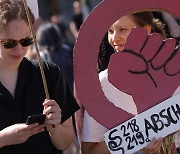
top-left (114, 44), bottom-right (124, 51)
top-left (11, 55), bottom-right (22, 59)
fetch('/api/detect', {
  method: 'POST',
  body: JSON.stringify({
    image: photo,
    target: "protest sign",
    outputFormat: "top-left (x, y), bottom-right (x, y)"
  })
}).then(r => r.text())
top-left (104, 93), bottom-right (180, 153)
top-left (74, 0), bottom-right (180, 152)
top-left (74, 0), bottom-right (180, 129)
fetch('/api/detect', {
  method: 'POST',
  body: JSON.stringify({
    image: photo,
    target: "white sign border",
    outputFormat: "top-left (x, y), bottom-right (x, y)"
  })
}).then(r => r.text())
top-left (104, 94), bottom-right (180, 154)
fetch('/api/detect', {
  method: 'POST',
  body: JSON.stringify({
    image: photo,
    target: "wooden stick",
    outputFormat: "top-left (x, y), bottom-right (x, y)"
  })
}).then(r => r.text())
top-left (23, 0), bottom-right (50, 100)
top-left (23, 0), bottom-right (56, 128)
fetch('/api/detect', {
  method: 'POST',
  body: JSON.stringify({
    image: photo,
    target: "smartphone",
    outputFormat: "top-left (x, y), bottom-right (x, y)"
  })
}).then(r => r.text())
top-left (26, 114), bottom-right (46, 125)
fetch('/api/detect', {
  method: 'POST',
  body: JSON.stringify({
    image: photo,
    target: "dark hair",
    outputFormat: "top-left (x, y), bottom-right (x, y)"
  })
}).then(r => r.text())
top-left (0, 0), bottom-right (35, 33)
top-left (98, 11), bottom-right (166, 72)
top-left (36, 23), bottom-right (63, 52)
top-left (98, 32), bottom-right (115, 72)
top-left (131, 11), bottom-right (166, 37)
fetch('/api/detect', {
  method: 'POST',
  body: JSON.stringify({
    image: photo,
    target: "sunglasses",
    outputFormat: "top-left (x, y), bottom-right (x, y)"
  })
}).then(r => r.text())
top-left (0, 37), bottom-right (33, 49)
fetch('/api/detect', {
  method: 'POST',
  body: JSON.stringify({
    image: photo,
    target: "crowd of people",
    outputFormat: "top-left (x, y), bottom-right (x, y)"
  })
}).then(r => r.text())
top-left (0, 0), bottom-right (179, 154)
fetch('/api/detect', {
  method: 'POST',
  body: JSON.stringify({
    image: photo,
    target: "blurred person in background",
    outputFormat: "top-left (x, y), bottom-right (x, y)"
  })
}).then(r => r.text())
top-left (50, 13), bottom-right (75, 49)
top-left (70, 0), bottom-right (83, 40)
top-left (36, 23), bottom-right (74, 92)
top-left (36, 22), bottom-right (80, 154)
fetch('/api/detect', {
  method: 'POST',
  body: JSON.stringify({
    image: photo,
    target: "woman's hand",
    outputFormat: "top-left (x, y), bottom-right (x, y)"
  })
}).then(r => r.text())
top-left (0, 123), bottom-right (44, 147)
top-left (43, 99), bottom-right (61, 134)
top-left (141, 138), bottom-right (163, 154)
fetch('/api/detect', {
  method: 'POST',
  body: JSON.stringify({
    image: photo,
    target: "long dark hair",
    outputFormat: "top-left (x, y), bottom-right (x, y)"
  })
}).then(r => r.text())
top-left (98, 32), bottom-right (115, 72)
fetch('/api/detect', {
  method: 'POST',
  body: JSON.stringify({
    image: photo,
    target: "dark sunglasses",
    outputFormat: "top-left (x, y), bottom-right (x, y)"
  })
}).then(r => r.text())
top-left (0, 37), bottom-right (33, 49)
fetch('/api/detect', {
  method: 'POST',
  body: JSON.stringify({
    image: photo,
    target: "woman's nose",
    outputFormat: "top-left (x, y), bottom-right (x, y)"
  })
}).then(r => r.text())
top-left (13, 43), bottom-right (23, 52)
top-left (112, 32), bottom-right (122, 42)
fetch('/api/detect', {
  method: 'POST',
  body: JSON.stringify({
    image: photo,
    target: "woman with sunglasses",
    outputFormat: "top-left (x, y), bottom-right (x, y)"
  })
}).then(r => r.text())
top-left (0, 0), bottom-right (79, 154)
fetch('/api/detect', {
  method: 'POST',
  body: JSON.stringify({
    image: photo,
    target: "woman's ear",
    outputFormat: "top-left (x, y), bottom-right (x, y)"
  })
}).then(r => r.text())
top-left (143, 24), bottom-right (151, 35)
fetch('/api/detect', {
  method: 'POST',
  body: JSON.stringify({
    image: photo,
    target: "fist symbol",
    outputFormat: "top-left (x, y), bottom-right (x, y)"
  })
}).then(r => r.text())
top-left (108, 28), bottom-right (180, 113)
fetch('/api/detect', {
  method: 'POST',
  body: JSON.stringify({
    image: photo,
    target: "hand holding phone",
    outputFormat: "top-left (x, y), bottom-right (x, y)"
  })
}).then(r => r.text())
top-left (26, 114), bottom-right (46, 125)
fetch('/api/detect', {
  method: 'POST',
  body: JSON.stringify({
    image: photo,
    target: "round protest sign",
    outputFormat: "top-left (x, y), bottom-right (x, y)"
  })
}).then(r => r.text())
top-left (74, 0), bottom-right (180, 129)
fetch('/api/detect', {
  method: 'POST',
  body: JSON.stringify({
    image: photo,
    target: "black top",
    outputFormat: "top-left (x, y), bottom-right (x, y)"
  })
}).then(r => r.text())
top-left (0, 58), bottom-right (79, 154)
top-left (72, 13), bottom-right (83, 31)
top-left (50, 44), bottom-right (73, 92)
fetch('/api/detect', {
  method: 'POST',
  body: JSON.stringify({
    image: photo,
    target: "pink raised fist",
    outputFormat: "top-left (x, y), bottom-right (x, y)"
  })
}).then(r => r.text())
top-left (108, 27), bottom-right (180, 113)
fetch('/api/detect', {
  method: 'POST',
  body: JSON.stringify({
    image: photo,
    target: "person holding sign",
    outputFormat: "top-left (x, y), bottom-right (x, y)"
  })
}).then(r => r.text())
top-left (0, 0), bottom-right (79, 154)
top-left (80, 11), bottom-right (179, 154)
